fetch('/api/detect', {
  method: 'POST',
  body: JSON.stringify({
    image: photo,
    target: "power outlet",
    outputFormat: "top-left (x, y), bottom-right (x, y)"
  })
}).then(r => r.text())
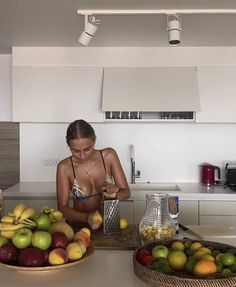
top-left (43, 159), bottom-right (60, 166)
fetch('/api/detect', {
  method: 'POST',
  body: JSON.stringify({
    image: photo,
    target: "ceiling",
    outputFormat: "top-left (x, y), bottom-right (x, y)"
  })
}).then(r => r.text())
top-left (1, 0), bottom-right (236, 54)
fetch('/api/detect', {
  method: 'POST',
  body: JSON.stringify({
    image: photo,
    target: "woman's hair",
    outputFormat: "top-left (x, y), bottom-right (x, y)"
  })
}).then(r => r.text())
top-left (66, 119), bottom-right (96, 145)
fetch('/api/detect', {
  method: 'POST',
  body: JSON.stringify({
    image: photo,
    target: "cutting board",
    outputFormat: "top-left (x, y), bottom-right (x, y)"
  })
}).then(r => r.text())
top-left (91, 224), bottom-right (141, 250)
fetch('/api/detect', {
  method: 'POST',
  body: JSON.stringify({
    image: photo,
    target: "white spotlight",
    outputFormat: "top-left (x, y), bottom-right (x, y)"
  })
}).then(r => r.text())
top-left (167, 14), bottom-right (181, 45)
top-left (78, 15), bottom-right (99, 46)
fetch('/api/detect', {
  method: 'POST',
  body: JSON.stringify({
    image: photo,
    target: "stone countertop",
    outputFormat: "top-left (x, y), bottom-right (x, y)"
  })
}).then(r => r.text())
top-left (2, 182), bottom-right (236, 201)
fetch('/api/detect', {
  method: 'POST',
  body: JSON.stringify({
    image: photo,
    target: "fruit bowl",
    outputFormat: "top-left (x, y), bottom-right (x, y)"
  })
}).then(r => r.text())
top-left (0, 244), bottom-right (94, 272)
top-left (133, 239), bottom-right (236, 287)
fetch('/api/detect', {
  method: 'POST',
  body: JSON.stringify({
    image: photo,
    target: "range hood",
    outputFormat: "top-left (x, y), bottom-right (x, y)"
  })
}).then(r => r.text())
top-left (102, 67), bottom-right (200, 121)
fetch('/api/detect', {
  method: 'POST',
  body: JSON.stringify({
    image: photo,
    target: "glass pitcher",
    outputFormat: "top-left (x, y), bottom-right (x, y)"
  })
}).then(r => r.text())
top-left (139, 192), bottom-right (176, 244)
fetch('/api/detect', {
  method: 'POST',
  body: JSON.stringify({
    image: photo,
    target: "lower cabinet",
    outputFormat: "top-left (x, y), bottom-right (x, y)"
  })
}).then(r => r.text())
top-left (199, 201), bottom-right (236, 226)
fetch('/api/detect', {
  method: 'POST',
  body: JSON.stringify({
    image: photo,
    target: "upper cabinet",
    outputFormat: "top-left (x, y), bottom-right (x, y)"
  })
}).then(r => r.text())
top-left (196, 67), bottom-right (236, 123)
top-left (12, 66), bottom-right (104, 122)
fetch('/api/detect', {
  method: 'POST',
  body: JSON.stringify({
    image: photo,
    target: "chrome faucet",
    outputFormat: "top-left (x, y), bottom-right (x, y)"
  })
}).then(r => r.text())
top-left (130, 145), bottom-right (141, 184)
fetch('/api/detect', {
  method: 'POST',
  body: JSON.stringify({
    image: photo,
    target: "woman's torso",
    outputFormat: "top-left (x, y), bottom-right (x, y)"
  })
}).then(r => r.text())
top-left (68, 149), bottom-right (112, 213)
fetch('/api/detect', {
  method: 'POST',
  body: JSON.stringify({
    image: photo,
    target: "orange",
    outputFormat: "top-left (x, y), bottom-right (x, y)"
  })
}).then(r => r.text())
top-left (168, 250), bottom-right (187, 271)
top-left (193, 259), bottom-right (217, 278)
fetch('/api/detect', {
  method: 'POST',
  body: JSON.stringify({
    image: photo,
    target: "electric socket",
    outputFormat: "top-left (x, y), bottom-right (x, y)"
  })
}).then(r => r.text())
top-left (43, 159), bottom-right (60, 166)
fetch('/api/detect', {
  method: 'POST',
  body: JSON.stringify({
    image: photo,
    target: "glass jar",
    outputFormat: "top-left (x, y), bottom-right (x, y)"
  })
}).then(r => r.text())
top-left (139, 192), bottom-right (176, 244)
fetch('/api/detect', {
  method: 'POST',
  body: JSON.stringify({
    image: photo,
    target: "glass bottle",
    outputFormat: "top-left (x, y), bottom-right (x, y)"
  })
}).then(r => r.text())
top-left (139, 192), bottom-right (176, 244)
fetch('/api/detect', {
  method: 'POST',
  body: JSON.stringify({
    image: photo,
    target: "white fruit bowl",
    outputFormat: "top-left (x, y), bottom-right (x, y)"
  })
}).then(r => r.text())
top-left (0, 244), bottom-right (94, 272)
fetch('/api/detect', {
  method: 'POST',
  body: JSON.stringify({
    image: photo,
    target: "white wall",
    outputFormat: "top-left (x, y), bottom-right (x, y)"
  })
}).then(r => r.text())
top-left (20, 122), bottom-right (236, 183)
top-left (0, 55), bottom-right (11, 121)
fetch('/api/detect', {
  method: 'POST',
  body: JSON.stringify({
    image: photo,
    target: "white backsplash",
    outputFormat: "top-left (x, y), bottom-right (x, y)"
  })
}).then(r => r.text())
top-left (20, 122), bottom-right (236, 183)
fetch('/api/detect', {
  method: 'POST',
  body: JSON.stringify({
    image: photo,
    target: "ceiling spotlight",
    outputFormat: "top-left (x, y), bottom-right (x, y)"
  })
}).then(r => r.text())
top-left (78, 15), bottom-right (100, 46)
top-left (167, 14), bottom-right (181, 45)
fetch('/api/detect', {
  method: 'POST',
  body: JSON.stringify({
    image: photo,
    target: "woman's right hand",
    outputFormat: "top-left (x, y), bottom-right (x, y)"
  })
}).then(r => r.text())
top-left (87, 211), bottom-right (103, 230)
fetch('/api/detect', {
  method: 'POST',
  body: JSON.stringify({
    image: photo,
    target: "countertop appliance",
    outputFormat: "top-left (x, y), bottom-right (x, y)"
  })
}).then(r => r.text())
top-left (225, 163), bottom-right (236, 191)
top-left (201, 163), bottom-right (221, 186)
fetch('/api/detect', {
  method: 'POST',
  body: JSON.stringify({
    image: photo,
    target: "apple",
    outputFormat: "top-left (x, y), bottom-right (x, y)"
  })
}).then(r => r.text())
top-left (51, 232), bottom-right (69, 249)
top-left (0, 235), bottom-right (9, 247)
top-left (151, 245), bottom-right (169, 259)
top-left (35, 213), bottom-right (51, 231)
top-left (12, 228), bottom-right (33, 249)
top-left (136, 249), bottom-right (150, 263)
top-left (32, 231), bottom-right (52, 250)
top-left (48, 248), bottom-right (68, 265)
top-left (17, 247), bottom-right (45, 267)
top-left (74, 230), bottom-right (91, 247)
top-left (43, 248), bottom-right (51, 265)
top-left (0, 244), bottom-right (18, 264)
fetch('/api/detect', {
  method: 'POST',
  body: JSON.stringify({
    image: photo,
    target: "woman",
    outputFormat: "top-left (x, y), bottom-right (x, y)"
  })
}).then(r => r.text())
top-left (56, 119), bottom-right (130, 230)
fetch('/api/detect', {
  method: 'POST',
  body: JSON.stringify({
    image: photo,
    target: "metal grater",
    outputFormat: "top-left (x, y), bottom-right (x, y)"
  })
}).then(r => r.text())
top-left (102, 198), bottom-right (120, 234)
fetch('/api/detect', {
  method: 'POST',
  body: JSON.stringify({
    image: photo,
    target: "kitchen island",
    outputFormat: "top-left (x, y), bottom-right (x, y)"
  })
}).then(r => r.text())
top-left (0, 249), bottom-right (147, 287)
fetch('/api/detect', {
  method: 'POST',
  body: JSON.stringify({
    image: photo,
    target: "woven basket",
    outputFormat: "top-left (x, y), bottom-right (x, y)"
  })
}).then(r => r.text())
top-left (133, 239), bottom-right (236, 287)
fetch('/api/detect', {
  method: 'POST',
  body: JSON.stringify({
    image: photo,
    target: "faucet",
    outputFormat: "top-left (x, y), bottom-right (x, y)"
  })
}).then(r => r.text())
top-left (130, 145), bottom-right (141, 184)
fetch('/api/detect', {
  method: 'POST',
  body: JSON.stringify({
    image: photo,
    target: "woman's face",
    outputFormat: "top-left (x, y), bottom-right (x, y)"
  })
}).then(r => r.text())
top-left (69, 138), bottom-right (95, 162)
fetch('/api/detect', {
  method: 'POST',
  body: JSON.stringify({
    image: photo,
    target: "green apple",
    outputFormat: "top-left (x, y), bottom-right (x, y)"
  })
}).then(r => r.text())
top-left (32, 231), bottom-right (52, 250)
top-left (151, 245), bottom-right (169, 259)
top-left (35, 213), bottom-right (51, 231)
top-left (0, 235), bottom-right (9, 247)
top-left (12, 228), bottom-right (33, 249)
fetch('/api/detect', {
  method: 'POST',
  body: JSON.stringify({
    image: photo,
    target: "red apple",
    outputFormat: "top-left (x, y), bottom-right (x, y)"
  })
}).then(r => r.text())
top-left (136, 249), bottom-right (150, 263)
top-left (51, 232), bottom-right (69, 249)
top-left (17, 247), bottom-right (45, 267)
top-left (0, 244), bottom-right (18, 264)
top-left (43, 249), bottom-right (51, 265)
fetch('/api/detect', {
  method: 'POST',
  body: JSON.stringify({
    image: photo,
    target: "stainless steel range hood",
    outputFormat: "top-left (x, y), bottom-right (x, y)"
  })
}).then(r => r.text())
top-left (102, 67), bottom-right (200, 120)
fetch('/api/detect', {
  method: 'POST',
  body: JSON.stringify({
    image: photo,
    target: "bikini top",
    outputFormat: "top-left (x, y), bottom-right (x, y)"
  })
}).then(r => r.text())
top-left (70, 150), bottom-right (113, 200)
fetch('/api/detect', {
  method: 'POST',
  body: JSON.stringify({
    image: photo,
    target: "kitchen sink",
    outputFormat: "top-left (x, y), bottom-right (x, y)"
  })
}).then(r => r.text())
top-left (129, 183), bottom-right (180, 191)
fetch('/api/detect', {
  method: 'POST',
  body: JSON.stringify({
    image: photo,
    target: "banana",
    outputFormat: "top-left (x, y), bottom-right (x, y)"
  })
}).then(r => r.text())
top-left (16, 207), bottom-right (35, 223)
top-left (0, 222), bottom-right (27, 231)
top-left (0, 230), bottom-right (16, 239)
top-left (41, 206), bottom-right (54, 214)
top-left (13, 203), bottom-right (27, 220)
top-left (1, 215), bottom-right (15, 224)
top-left (51, 210), bottom-right (63, 220)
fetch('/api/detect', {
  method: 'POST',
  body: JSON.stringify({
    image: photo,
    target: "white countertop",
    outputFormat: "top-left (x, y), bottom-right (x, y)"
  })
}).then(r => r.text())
top-left (0, 249), bottom-right (146, 287)
top-left (3, 182), bottom-right (236, 201)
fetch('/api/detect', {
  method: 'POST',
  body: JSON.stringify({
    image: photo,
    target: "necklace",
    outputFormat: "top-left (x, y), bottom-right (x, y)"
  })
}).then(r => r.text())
top-left (72, 158), bottom-right (93, 179)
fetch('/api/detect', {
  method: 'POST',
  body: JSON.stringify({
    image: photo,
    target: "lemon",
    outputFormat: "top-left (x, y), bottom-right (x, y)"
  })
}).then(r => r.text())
top-left (190, 241), bottom-right (202, 251)
top-left (170, 241), bottom-right (185, 251)
top-left (119, 218), bottom-right (128, 230)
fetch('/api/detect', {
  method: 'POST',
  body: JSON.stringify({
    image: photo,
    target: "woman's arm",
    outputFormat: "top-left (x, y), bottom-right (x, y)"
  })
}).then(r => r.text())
top-left (102, 148), bottom-right (131, 200)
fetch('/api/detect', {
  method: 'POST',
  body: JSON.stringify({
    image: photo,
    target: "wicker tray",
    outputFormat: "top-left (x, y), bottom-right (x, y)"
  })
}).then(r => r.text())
top-left (133, 239), bottom-right (236, 287)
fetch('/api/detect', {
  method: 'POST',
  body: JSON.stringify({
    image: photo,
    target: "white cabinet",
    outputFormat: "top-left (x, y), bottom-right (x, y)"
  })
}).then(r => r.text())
top-left (196, 67), bottom-right (236, 122)
top-left (12, 66), bottom-right (104, 122)
top-left (199, 201), bottom-right (236, 226)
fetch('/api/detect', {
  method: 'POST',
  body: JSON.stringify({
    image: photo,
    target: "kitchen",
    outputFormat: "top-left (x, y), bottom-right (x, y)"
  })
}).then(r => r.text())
top-left (1, 1), bottom-right (236, 286)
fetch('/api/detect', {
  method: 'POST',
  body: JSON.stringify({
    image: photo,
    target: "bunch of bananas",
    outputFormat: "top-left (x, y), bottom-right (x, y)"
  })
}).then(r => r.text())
top-left (41, 206), bottom-right (63, 222)
top-left (0, 203), bottom-right (36, 239)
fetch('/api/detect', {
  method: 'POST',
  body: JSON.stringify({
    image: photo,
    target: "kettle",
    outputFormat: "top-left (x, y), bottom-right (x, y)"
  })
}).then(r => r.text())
top-left (201, 163), bottom-right (221, 186)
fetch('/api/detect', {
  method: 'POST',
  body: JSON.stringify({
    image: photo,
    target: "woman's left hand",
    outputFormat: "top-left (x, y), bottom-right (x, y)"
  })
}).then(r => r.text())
top-left (102, 183), bottom-right (119, 199)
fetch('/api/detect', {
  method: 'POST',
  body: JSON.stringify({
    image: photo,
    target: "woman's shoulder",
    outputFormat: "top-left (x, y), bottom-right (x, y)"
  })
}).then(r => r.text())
top-left (57, 157), bottom-right (71, 170)
top-left (100, 147), bottom-right (118, 161)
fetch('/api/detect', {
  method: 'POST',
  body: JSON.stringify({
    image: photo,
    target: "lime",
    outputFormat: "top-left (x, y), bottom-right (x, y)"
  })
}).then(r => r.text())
top-left (222, 253), bottom-right (235, 266)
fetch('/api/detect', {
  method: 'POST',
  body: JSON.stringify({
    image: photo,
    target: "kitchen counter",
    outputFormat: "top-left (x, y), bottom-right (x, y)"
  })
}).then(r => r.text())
top-left (0, 249), bottom-right (146, 287)
top-left (2, 181), bottom-right (236, 201)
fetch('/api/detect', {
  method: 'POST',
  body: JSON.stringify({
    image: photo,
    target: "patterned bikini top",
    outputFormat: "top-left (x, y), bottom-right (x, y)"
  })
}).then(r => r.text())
top-left (70, 150), bottom-right (113, 200)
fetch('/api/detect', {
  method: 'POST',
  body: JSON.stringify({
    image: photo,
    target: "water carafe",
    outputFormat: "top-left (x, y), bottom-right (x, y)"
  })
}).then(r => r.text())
top-left (139, 193), bottom-right (176, 244)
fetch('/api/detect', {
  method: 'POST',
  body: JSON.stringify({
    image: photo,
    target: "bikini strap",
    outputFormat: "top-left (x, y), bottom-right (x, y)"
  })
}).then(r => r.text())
top-left (100, 150), bottom-right (107, 173)
top-left (69, 156), bottom-right (76, 180)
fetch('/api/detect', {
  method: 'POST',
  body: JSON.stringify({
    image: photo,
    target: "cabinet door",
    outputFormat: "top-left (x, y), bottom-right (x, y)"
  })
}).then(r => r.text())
top-left (119, 200), bottom-right (134, 224)
top-left (12, 66), bottom-right (104, 122)
top-left (179, 201), bottom-right (199, 225)
top-left (196, 67), bottom-right (236, 122)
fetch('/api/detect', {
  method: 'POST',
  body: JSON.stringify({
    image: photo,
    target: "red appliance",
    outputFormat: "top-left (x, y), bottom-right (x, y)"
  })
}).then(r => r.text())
top-left (201, 164), bottom-right (221, 186)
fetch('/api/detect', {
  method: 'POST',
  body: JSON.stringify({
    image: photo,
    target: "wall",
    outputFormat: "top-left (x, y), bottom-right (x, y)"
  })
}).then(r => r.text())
top-left (20, 122), bottom-right (236, 183)
top-left (0, 55), bottom-right (11, 121)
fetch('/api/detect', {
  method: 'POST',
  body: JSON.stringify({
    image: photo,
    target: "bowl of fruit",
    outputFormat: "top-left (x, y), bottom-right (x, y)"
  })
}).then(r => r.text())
top-left (0, 203), bottom-right (94, 271)
top-left (133, 239), bottom-right (236, 287)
